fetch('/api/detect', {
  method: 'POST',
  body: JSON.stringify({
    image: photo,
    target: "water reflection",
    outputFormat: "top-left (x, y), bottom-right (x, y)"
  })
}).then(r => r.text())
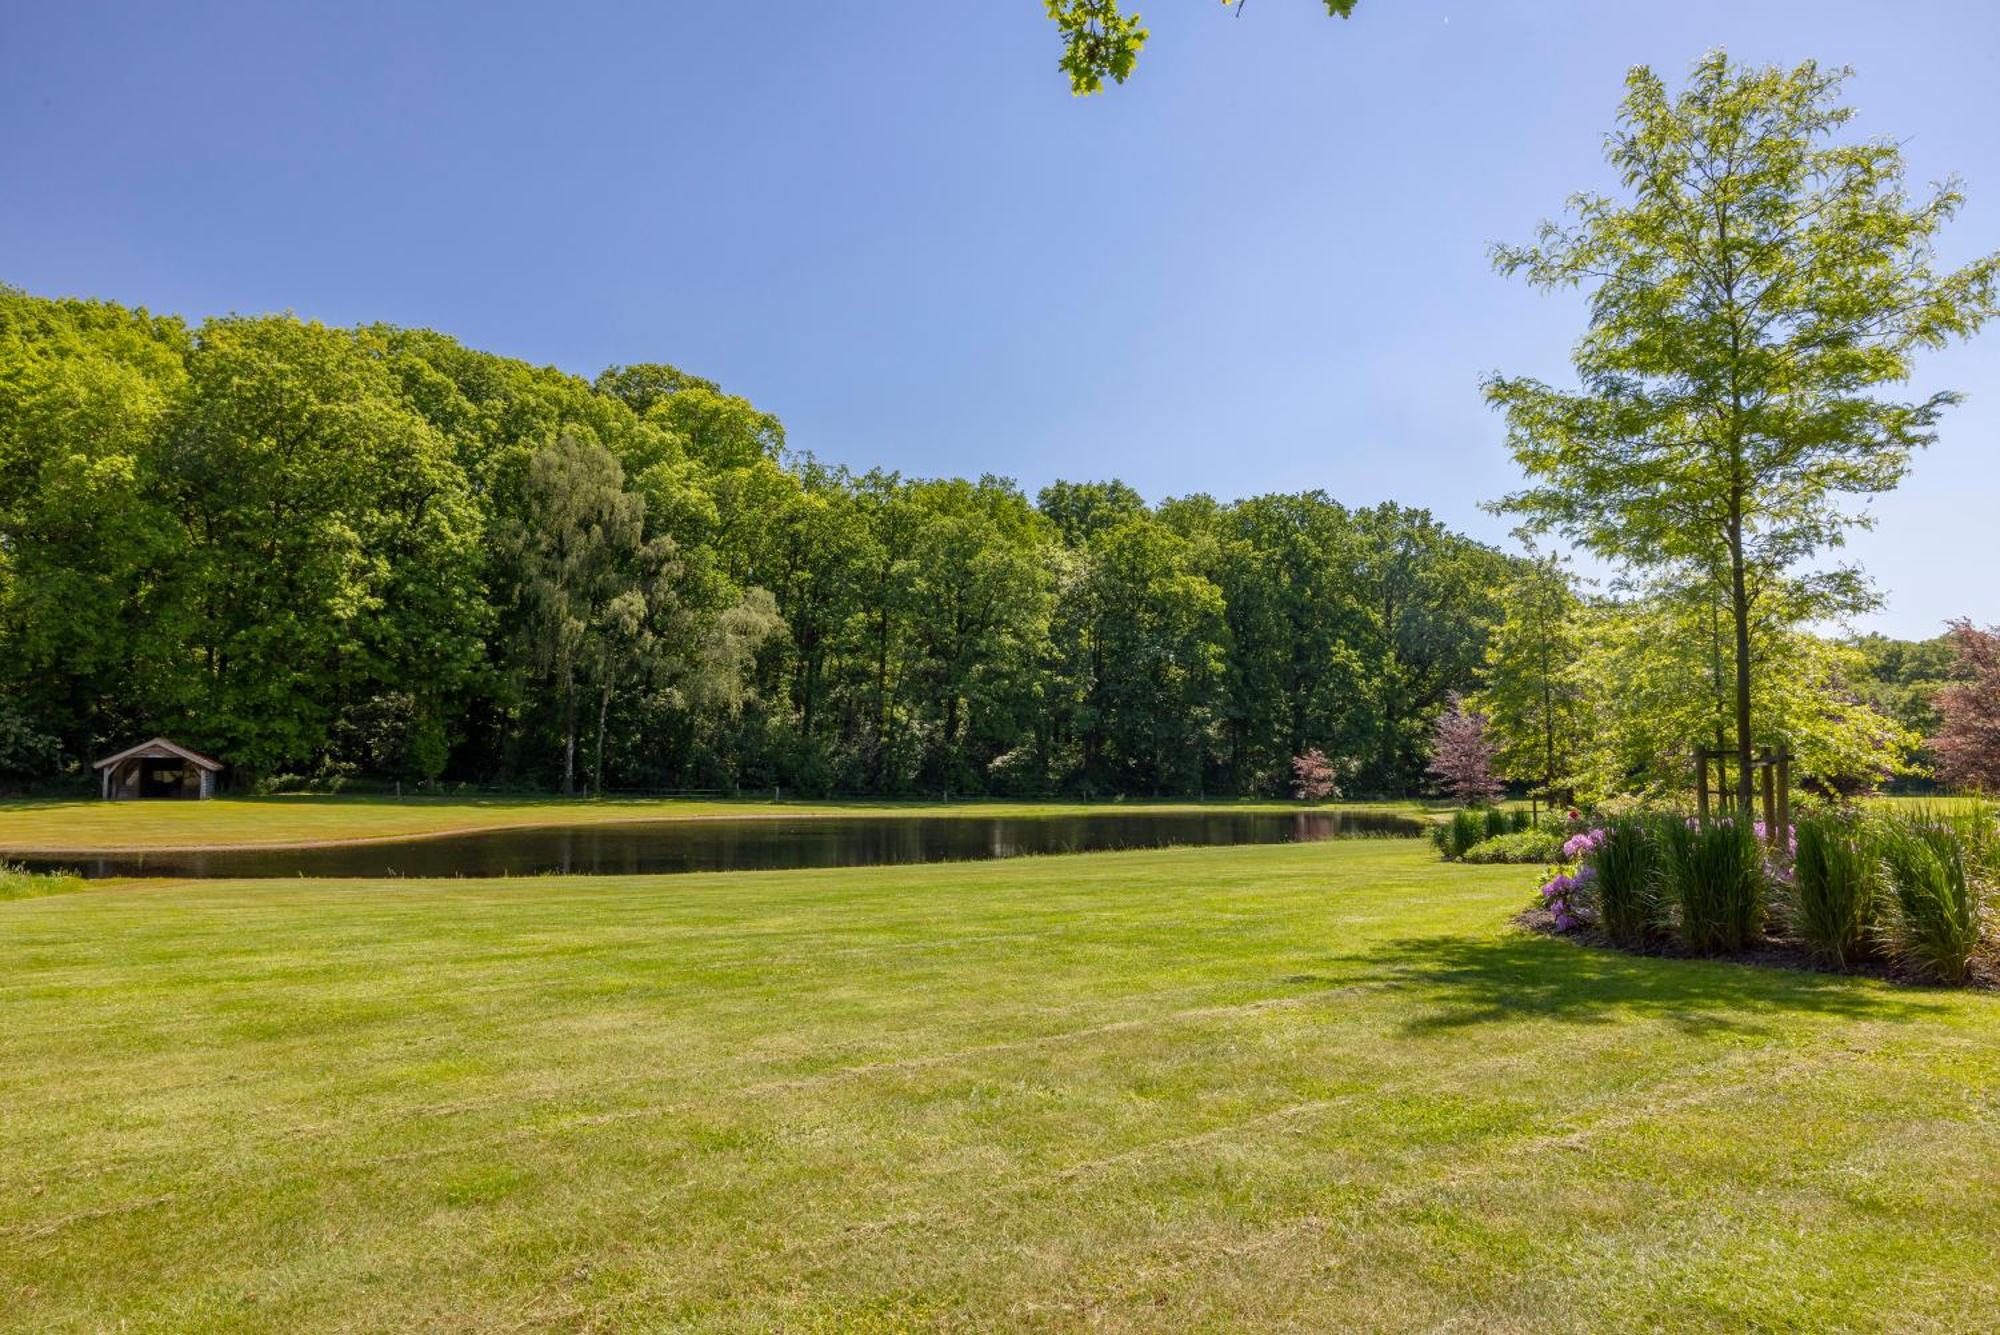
top-left (30, 809), bottom-right (1425, 880)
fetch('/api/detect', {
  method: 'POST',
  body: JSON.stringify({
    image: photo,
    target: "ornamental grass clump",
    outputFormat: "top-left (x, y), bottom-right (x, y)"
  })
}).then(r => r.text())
top-left (1878, 808), bottom-right (1991, 984)
top-left (1435, 807), bottom-right (1490, 860)
top-left (1787, 813), bottom-right (1883, 969)
top-left (1585, 819), bottom-right (1661, 947)
top-left (1661, 818), bottom-right (1766, 954)
top-left (1483, 806), bottom-right (1511, 840)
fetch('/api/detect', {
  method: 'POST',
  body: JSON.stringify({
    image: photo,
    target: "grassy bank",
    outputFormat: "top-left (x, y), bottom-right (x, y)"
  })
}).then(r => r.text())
top-left (3, 840), bottom-right (1995, 1329)
top-left (0, 794), bottom-right (1440, 855)
top-left (0, 864), bottom-right (85, 902)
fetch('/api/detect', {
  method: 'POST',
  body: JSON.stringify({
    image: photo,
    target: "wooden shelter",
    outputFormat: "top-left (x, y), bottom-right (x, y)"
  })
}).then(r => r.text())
top-left (94, 737), bottom-right (223, 800)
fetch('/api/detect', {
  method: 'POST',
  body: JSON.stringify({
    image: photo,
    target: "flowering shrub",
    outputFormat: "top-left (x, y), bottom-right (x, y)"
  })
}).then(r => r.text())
top-left (1538, 820), bottom-right (1655, 942)
top-left (1561, 828), bottom-right (1606, 862)
top-left (1525, 821), bottom-right (1608, 932)
top-left (1526, 824), bottom-right (1613, 933)
top-left (1538, 867), bottom-right (1590, 931)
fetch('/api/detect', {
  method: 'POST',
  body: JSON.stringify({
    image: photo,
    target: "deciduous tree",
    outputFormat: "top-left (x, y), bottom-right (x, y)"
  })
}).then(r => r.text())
top-left (1475, 551), bottom-right (1587, 802)
top-left (1427, 693), bottom-right (1502, 805)
top-left (1290, 747), bottom-right (1339, 801)
top-left (1046, 0), bottom-right (1358, 94)
top-left (500, 433), bottom-right (664, 795)
top-left (1489, 53), bottom-right (1998, 813)
top-left (1932, 619), bottom-right (2000, 792)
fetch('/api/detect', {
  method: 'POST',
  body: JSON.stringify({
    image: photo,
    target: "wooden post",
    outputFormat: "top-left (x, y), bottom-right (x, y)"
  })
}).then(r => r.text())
top-left (1776, 746), bottom-right (1791, 847)
top-left (1760, 746), bottom-right (1777, 847)
top-left (1695, 748), bottom-right (1710, 826)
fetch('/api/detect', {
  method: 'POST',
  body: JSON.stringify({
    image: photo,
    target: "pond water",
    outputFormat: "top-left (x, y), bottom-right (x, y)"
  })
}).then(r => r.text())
top-left (30, 809), bottom-right (1426, 880)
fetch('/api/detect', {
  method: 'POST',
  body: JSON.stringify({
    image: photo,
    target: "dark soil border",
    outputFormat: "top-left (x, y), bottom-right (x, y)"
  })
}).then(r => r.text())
top-left (1514, 905), bottom-right (2000, 992)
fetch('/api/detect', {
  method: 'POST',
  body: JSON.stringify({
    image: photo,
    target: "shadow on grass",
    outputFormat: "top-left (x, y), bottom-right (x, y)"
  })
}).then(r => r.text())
top-left (1346, 931), bottom-right (1953, 1036)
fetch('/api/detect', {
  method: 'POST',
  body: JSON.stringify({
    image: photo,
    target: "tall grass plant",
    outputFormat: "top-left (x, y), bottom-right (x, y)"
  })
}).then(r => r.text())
top-left (1787, 813), bottom-right (1882, 968)
top-left (1661, 818), bottom-right (1766, 954)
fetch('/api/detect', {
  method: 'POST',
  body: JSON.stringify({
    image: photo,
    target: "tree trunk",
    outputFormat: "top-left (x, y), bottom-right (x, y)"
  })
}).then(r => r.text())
top-left (1727, 510), bottom-right (1754, 813)
top-left (561, 663), bottom-right (577, 797)
top-left (1540, 624), bottom-right (1555, 800)
top-left (1381, 587), bottom-right (1401, 797)
top-left (593, 669), bottom-right (613, 798)
top-left (1542, 686), bottom-right (1555, 801)
top-left (944, 691), bottom-right (960, 784)
top-left (873, 604), bottom-right (892, 790)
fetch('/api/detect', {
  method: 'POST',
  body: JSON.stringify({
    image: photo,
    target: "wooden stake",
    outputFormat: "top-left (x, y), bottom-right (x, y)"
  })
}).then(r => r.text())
top-left (1760, 746), bottom-right (1777, 847)
top-left (1776, 746), bottom-right (1791, 846)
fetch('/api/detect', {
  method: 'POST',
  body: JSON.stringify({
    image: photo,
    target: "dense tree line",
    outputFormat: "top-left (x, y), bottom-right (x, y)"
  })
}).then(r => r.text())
top-left (0, 287), bottom-right (1514, 797)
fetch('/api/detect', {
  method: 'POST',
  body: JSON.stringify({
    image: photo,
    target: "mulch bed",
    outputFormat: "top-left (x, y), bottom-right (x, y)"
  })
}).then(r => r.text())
top-left (1514, 905), bottom-right (2000, 992)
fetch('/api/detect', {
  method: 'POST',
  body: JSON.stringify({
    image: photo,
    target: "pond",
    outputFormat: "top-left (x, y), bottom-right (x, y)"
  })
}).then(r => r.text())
top-left (30, 809), bottom-right (1427, 880)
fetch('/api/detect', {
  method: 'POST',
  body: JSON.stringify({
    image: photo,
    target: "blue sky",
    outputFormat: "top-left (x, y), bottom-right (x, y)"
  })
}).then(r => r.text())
top-left (4, 1), bottom-right (1996, 637)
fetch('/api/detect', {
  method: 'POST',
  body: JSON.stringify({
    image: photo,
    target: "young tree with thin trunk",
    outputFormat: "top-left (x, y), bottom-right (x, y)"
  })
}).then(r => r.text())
top-left (1488, 53), bottom-right (1997, 815)
top-left (1476, 551), bottom-right (1585, 803)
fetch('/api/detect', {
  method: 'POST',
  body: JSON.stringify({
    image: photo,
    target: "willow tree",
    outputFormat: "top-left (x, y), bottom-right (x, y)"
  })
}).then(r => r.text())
top-left (1488, 53), bottom-right (1998, 811)
top-left (501, 433), bottom-right (665, 795)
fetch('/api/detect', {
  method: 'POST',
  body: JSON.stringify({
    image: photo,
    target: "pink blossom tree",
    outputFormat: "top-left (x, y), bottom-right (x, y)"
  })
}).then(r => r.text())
top-left (1933, 619), bottom-right (2000, 792)
top-left (1290, 748), bottom-right (1340, 802)
top-left (1428, 693), bottom-right (1503, 805)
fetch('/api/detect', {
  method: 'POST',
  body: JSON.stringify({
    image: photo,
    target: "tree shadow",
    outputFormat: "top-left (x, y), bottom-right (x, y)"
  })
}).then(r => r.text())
top-left (1335, 930), bottom-right (1962, 1037)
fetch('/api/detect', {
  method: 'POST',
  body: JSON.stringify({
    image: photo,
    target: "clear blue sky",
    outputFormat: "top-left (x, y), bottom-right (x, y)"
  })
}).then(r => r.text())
top-left (5, 1), bottom-right (1996, 637)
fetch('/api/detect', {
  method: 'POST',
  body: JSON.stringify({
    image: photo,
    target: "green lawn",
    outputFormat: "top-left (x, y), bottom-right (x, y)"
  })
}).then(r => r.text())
top-left (0, 794), bottom-right (1438, 854)
top-left (4, 840), bottom-right (1995, 1330)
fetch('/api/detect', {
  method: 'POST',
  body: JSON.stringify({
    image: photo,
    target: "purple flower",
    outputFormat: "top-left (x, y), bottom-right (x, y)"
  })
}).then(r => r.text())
top-left (1561, 827), bottom-right (1608, 861)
